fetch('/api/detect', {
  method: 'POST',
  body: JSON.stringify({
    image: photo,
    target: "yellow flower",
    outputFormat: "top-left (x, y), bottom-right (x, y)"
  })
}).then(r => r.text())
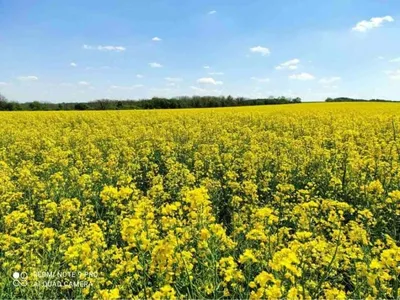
top-left (265, 283), bottom-right (282, 299)
top-left (200, 228), bottom-right (210, 240)
top-left (98, 288), bottom-right (120, 299)
top-left (366, 180), bottom-right (384, 195)
top-left (153, 285), bottom-right (176, 299)
top-left (100, 186), bottom-right (119, 203)
top-left (253, 271), bottom-right (275, 286)
top-left (287, 287), bottom-right (299, 299)
top-left (239, 249), bottom-right (258, 264)
top-left (270, 248), bottom-right (301, 278)
top-left (324, 288), bottom-right (346, 300)
top-left (369, 259), bottom-right (381, 270)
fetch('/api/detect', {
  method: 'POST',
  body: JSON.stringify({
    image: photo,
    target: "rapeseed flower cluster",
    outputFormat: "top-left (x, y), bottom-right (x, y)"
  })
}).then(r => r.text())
top-left (0, 103), bottom-right (399, 299)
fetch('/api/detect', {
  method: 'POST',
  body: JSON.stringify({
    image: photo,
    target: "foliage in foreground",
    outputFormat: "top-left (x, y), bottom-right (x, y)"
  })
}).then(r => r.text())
top-left (0, 103), bottom-right (399, 299)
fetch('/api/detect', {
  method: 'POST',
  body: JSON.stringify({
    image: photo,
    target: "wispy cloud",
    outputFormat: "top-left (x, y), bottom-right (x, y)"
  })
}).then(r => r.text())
top-left (209, 72), bottom-right (224, 75)
top-left (276, 59), bottom-right (300, 70)
top-left (319, 77), bottom-right (341, 84)
top-left (208, 10), bottom-right (217, 15)
top-left (289, 73), bottom-right (315, 80)
top-left (250, 46), bottom-right (270, 56)
top-left (322, 85), bottom-right (339, 89)
top-left (70, 62), bottom-right (77, 67)
top-left (110, 84), bottom-right (144, 90)
top-left (251, 77), bottom-right (270, 83)
top-left (78, 81), bottom-right (90, 86)
top-left (385, 69), bottom-right (400, 80)
top-left (389, 57), bottom-right (400, 63)
top-left (136, 74), bottom-right (144, 78)
top-left (203, 65), bottom-right (210, 69)
top-left (17, 76), bottom-right (38, 81)
top-left (152, 37), bottom-right (162, 42)
top-left (352, 16), bottom-right (394, 32)
top-left (83, 44), bottom-right (126, 51)
top-left (149, 62), bottom-right (163, 68)
top-left (190, 86), bottom-right (207, 93)
top-left (197, 77), bottom-right (223, 85)
top-left (0, 82), bottom-right (8, 86)
top-left (165, 77), bottom-right (183, 82)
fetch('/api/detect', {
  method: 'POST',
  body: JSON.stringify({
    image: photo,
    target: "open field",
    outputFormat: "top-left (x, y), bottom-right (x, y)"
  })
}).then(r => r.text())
top-left (1, 103), bottom-right (399, 299)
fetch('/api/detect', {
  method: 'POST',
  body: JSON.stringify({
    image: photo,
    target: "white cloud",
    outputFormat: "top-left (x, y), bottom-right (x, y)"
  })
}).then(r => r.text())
top-left (151, 87), bottom-right (172, 91)
top-left (197, 77), bottom-right (223, 85)
top-left (352, 16), bottom-right (394, 32)
top-left (276, 59), bottom-right (300, 70)
top-left (203, 65), bottom-right (210, 69)
top-left (378, 56), bottom-right (385, 60)
top-left (17, 76), bottom-right (38, 81)
top-left (389, 57), bottom-right (400, 63)
top-left (98, 45), bottom-right (126, 51)
top-left (166, 82), bottom-right (177, 87)
top-left (110, 84), bottom-right (143, 90)
top-left (250, 46), bottom-right (270, 56)
top-left (251, 77), bottom-right (270, 83)
top-left (187, 88), bottom-right (224, 96)
top-left (83, 44), bottom-right (126, 51)
top-left (276, 64), bottom-right (298, 71)
top-left (289, 73), bottom-right (315, 80)
top-left (208, 10), bottom-right (217, 15)
top-left (319, 77), bottom-right (341, 84)
top-left (149, 62), bottom-right (163, 68)
top-left (322, 85), bottom-right (339, 89)
top-left (386, 69), bottom-right (400, 80)
top-left (209, 72), bottom-right (224, 75)
top-left (165, 77), bottom-right (183, 82)
top-left (136, 74), bottom-right (144, 78)
top-left (78, 81), bottom-right (90, 86)
top-left (70, 62), bottom-right (77, 67)
top-left (152, 37), bottom-right (162, 42)
top-left (190, 86), bottom-right (207, 93)
top-left (0, 82), bottom-right (7, 86)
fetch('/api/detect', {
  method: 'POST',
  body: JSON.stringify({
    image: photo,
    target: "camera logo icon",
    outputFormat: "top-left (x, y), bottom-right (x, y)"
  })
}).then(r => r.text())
top-left (12, 271), bottom-right (28, 286)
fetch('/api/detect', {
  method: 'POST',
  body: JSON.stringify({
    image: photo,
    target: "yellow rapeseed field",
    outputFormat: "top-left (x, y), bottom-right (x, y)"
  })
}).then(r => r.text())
top-left (1, 103), bottom-right (399, 299)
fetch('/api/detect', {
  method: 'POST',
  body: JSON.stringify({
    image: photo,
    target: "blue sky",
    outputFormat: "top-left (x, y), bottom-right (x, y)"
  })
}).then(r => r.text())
top-left (0, 0), bottom-right (399, 102)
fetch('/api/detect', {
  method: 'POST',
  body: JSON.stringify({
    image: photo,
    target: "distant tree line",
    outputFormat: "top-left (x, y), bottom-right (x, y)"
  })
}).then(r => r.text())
top-left (0, 93), bottom-right (301, 111)
top-left (325, 97), bottom-right (396, 103)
